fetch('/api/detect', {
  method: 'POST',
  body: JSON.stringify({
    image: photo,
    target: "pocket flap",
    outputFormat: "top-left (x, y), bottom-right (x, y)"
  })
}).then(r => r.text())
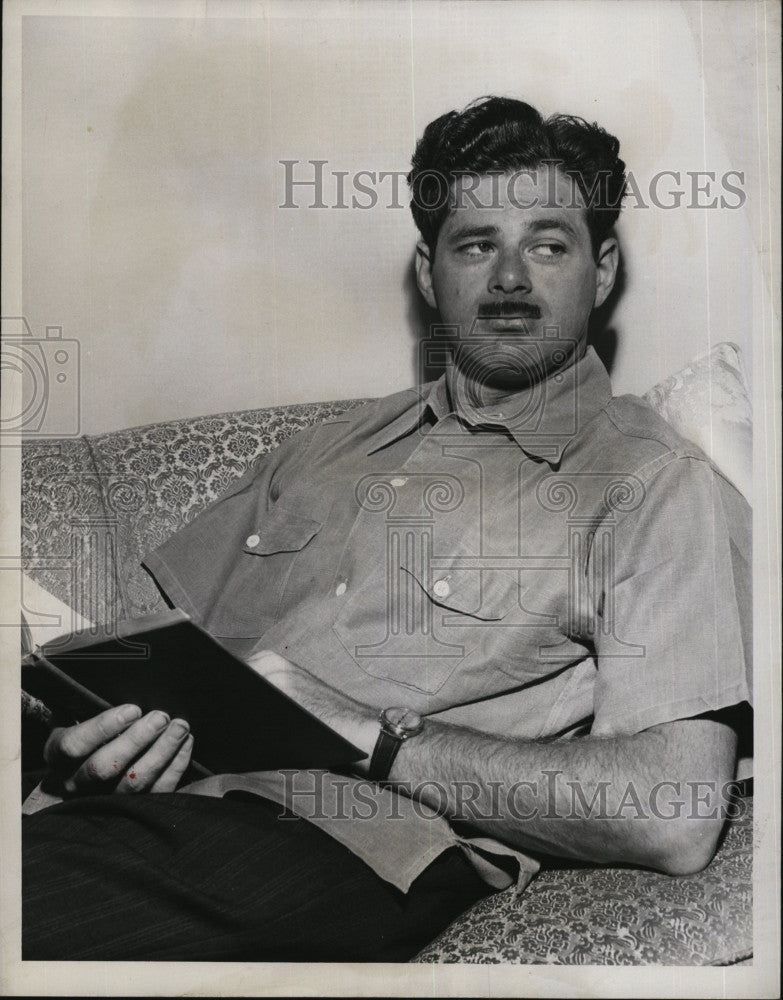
top-left (243, 508), bottom-right (322, 555)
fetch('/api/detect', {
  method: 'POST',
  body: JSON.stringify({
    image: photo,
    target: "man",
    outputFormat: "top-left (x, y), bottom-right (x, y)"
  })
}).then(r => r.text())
top-left (23, 97), bottom-right (751, 961)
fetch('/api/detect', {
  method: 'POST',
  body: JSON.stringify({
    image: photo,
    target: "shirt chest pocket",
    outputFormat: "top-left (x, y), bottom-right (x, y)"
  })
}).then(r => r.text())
top-left (332, 562), bottom-right (519, 695)
top-left (205, 507), bottom-right (323, 639)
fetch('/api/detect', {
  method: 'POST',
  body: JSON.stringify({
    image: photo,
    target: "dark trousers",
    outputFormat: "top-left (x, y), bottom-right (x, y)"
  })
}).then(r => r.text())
top-left (23, 792), bottom-right (490, 962)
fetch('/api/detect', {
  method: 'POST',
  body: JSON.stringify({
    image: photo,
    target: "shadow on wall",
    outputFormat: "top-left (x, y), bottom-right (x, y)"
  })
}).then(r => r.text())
top-left (403, 243), bottom-right (626, 386)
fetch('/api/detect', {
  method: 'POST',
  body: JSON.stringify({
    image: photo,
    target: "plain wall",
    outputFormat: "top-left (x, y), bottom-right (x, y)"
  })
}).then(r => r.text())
top-left (20, 0), bottom-right (772, 434)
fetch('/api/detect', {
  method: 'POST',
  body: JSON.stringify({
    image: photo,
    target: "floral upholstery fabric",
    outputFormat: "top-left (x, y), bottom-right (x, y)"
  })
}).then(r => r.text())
top-left (414, 797), bottom-right (753, 965)
top-left (22, 438), bottom-right (113, 625)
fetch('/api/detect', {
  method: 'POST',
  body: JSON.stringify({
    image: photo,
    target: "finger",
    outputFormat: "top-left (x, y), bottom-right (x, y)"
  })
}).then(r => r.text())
top-left (44, 704), bottom-right (143, 769)
top-left (149, 735), bottom-right (195, 793)
top-left (114, 719), bottom-right (192, 794)
top-left (63, 710), bottom-right (171, 793)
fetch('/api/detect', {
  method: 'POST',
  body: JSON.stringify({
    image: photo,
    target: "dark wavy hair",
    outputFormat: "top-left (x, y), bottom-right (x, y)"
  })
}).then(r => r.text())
top-left (408, 96), bottom-right (626, 259)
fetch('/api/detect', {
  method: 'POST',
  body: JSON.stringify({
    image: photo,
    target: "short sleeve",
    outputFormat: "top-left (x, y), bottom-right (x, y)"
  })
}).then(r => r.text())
top-left (590, 455), bottom-right (751, 737)
top-left (142, 425), bottom-right (317, 637)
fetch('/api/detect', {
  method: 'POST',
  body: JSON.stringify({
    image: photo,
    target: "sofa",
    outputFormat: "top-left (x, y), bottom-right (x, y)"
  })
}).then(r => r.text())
top-left (21, 344), bottom-right (753, 965)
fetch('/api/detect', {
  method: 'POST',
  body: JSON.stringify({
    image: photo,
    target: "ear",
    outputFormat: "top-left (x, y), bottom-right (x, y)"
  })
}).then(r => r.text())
top-left (415, 241), bottom-right (438, 311)
top-left (594, 237), bottom-right (619, 309)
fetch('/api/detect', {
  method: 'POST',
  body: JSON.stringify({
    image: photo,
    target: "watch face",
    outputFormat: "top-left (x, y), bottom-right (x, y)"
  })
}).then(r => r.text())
top-left (383, 707), bottom-right (424, 737)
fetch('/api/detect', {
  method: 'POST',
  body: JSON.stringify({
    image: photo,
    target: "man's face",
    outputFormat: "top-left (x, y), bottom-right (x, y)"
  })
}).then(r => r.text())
top-left (416, 168), bottom-right (618, 398)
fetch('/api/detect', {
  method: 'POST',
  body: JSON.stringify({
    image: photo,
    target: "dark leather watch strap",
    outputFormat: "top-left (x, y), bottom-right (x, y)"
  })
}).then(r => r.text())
top-left (368, 729), bottom-right (402, 782)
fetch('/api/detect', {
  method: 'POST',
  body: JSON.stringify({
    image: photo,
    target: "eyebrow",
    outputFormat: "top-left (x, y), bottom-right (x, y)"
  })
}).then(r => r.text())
top-left (526, 217), bottom-right (581, 240)
top-left (446, 217), bottom-right (582, 243)
top-left (445, 224), bottom-right (501, 243)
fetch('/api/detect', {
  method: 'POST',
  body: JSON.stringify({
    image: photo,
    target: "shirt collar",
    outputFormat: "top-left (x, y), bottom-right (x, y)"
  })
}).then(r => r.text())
top-left (366, 347), bottom-right (612, 466)
top-left (364, 382), bottom-right (441, 455)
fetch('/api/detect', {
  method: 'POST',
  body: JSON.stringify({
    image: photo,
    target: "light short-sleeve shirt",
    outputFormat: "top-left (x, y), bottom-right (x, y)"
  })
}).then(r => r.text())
top-left (143, 347), bottom-right (752, 891)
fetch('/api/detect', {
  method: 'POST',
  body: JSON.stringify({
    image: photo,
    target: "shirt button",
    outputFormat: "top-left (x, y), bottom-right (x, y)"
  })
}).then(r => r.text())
top-left (433, 579), bottom-right (450, 598)
top-left (390, 477), bottom-right (407, 487)
top-left (335, 582), bottom-right (347, 597)
top-left (246, 533), bottom-right (260, 548)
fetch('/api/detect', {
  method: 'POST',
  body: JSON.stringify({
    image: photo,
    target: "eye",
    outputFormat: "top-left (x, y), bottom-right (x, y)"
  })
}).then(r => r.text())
top-left (530, 242), bottom-right (565, 258)
top-left (460, 241), bottom-right (495, 256)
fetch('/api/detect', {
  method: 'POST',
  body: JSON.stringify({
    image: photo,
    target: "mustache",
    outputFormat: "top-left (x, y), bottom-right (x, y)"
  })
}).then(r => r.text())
top-left (477, 301), bottom-right (542, 319)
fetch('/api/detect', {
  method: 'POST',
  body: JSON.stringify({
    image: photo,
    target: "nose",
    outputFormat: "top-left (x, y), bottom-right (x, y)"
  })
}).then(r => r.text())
top-left (489, 248), bottom-right (531, 295)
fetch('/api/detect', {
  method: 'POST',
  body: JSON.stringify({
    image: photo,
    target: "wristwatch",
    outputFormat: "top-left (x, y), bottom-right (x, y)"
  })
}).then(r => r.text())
top-left (368, 707), bottom-right (425, 781)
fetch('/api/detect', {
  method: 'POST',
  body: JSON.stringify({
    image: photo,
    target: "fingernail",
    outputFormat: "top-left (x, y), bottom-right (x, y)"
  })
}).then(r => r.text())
top-left (119, 704), bottom-right (142, 724)
top-left (150, 710), bottom-right (170, 729)
top-left (169, 720), bottom-right (189, 739)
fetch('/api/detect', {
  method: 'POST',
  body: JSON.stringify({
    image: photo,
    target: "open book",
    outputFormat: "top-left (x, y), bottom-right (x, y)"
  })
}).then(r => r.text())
top-left (21, 608), bottom-right (366, 776)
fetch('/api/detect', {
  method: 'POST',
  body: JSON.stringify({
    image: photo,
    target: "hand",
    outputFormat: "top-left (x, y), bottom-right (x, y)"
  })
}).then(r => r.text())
top-left (43, 704), bottom-right (194, 796)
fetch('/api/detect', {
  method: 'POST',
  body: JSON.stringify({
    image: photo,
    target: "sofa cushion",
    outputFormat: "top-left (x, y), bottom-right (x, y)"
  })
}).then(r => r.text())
top-left (642, 341), bottom-right (751, 501)
top-left (414, 795), bottom-right (753, 965)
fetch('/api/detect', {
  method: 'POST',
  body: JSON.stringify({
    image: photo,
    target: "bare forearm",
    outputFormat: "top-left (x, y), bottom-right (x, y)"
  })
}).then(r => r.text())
top-left (387, 716), bottom-right (738, 874)
top-left (247, 651), bottom-right (739, 875)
